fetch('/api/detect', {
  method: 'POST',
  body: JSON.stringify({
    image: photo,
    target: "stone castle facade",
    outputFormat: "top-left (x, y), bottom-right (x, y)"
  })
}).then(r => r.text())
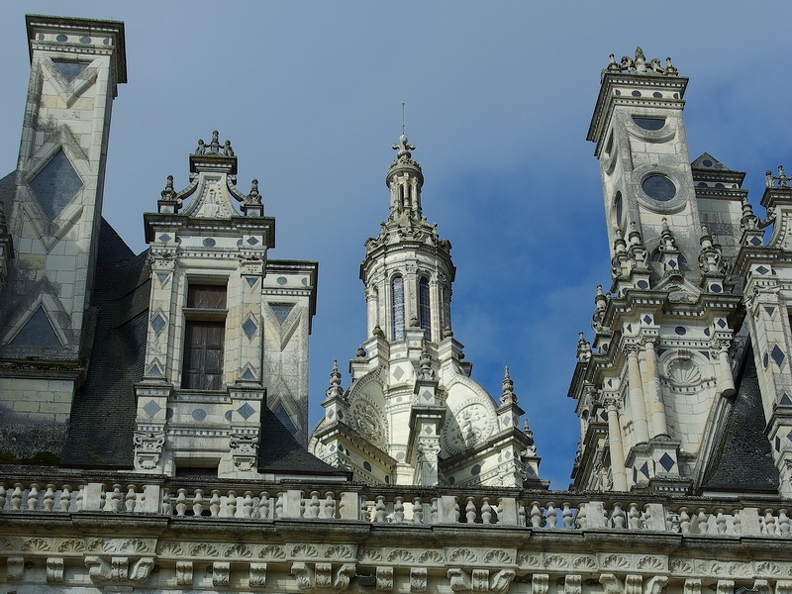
top-left (2, 16), bottom-right (792, 594)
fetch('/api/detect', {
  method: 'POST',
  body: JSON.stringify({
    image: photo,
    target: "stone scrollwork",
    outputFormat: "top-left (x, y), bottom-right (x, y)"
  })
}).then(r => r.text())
top-left (410, 567), bottom-right (428, 593)
top-left (291, 562), bottom-right (356, 593)
top-left (133, 430), bottom-right (165, 471)
top-left (376, 566), bottom-right (394, 591)
top-left (249, 562), bottom-right (267, 588)
top-left (84, 555), bottom-right (155, 584)
top-left (447, 568), bottom-right (515, 593)
top-left (46, 557), bottom-right (64, 583)
top-left (230, 433), bottom-right (259, 471)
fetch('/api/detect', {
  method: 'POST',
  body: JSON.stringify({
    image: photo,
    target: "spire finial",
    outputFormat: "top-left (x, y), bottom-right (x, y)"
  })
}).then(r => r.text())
top-left (392, 134), bottom-right (416, 160)
top-left (402, 102), bottom-right (406, 136)
top-left (500, 366), bottom-right (517, 405)
top-left (325, 359), bottom-right (344, 400)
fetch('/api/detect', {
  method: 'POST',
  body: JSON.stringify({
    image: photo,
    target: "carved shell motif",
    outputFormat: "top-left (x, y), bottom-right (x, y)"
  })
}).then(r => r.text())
top-left (544, 554), bottom-right (569, 569)
top-left (756, 561), bottom-right (780, 576)
top-left (669, 559), bottom-right (693, 574)
top-left (22, 538), bottom-right (50, 552)
top-left (637, 556), bottom-right (664, 571)
top-left (484, 550), bottom-right (513, 565)
top-left (572, 555), bottom-right (598, 571)
top-left (387, 548), bottom-right (415, 563)
top-left (359, 548), bottom-right (382, 562)
top-left (518, 553), bottom-right (541, 568)
top-left (326, 545), bottom-right (354, 560)
top-left (448, 548), bottom-right (478, 564)
top-left (666, 354), bottom-right (702, 387)
top-left (602, 554), bottom-right (629, 569)
top-left (225, 544), bottom-right (251, 558)
top-left (259, 545), bottom-right (286, 559)
top-left (418, 550), bottom-right (444, 564)
top-left (157, 541), bottom-right (184, 556)
top-left (105, 538), bottom-right (149, 554)
top-left (57, 539), bottom-right (85, 553)
top-left (190, 543), bottom-right (219, 557)
top-left (291, 544), bottom-right (319, 558)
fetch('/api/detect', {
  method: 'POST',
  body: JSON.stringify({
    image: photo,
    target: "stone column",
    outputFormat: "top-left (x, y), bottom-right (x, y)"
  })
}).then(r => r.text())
top-left (641, 339), bottom-right (669, 439)
top-left (626, 345), bottom-right (650, 445)
top-left (606, 398), bottom-right (628, 491)
top-left (714, 340), bottom-right (736, 397)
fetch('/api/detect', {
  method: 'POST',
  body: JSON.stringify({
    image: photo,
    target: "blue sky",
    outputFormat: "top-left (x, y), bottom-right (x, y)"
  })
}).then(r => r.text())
top-left (1, 2), bottom-right (790, 488)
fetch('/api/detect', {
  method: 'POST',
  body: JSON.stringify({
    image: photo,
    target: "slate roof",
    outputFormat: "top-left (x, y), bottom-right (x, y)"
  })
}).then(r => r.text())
top-left (699, 346), bottom-right (779, 494)
top-left (62, 218), bottom-right (150, 468)
top-left (258, 406), bottom-right (348, 476)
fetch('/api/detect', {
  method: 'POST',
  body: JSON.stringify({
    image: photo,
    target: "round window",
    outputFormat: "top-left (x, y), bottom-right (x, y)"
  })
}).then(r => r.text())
top-left (642, 174), bottom-right (676, 202)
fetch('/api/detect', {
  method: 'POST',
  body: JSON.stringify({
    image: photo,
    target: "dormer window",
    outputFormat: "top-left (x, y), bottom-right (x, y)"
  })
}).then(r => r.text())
top-left (181, 283), bottom-right (227, 390)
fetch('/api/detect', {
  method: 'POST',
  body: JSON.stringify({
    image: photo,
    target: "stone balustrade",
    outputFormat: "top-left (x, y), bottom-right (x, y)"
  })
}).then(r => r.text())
top-left (1, 474), bottom-right (790, 538)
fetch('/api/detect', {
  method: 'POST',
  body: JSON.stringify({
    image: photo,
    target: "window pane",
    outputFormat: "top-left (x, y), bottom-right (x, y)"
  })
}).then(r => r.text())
top-left (187, 284), bottom-right (227, 309)
top-left (419, 277), bottom-right (431, 340)
top-left (182, 320), bottom-right (225, 390)
top-left (392, 276), bottom-right (405, 341)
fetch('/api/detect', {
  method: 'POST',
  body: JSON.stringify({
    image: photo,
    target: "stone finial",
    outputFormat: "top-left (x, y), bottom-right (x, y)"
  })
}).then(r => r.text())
top-left (500, 366), bottom-right (518, 405)
top-left (592, 285), bottom-right (608, 332)
top-left (246, 179), bottom-right (262, 204)
top-left (392, 134), bottom-right (416, 160)
top-left (767, 165), bottom-right (790, 188)
top-left (325, 360), bottom-right (344, 400)
top-left (741, 198), bottom-right (760, 230)
top-left (660, 218), bottom-right (678, 250)
top-left (604, 47), bottom-right (678, 77)
top-left (523, 419), bottom-right (535, 450)
top-left (356, 345), bottom-right (366, 358)
top-left (161, 175), bottom-right (175, 200)
top-left (210, 130), bottom-right (221, 152)
top-left (577, 332), bottom-right (592, 363)
top-left (419, 342), bottom-right (434, 380)
top-left (699, 225), bottom-right (726, 276)
top-left (373, 324), bottom-right (384, 338)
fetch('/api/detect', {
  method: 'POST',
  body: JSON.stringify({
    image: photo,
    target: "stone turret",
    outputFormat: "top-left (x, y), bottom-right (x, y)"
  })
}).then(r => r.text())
top-left (310, 137), bottom-right (545, 489)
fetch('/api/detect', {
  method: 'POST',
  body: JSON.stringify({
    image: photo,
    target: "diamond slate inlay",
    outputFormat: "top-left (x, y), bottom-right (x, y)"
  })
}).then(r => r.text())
top-left (772, 345), bottom-right (786, 367)
top-left (159, 234), bottom-right (171, 243)
top-left (151, 313), bottom-right (166, 333)
top-left (750, 236), bottom-right (763, 246)
top-left (52, 59), bottom-right (88, 82)
top-left (643, 315), bottom-right (652, 324)
top-left (756, 265), bottom-right (770, 275)
top-left (237, 402), bottom-right (255, 420)
top-left (243, 318), bottom-right (257, 338)
top-left (29, 149), bottom-right (83, 220)
top-left (247, 236), bottom-right (259, 245)
top-left (765, 306), bottom-right (776, 317)
top-left (659, 453), bottom-right (675, 472)
top-left (639, 462), bottom-right (649, 478)
top-left (717, 318), bottom-right (727, 328)
top-left (393, 366), bottom-right (405, 381)
top-left (143, 400), bottom-right (162, 417)
top-left (781, 393), bottom-right (792, 406)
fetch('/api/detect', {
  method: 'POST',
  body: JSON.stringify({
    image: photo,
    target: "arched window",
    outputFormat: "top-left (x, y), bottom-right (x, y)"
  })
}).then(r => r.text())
top-left (391, 276), bottom-right (405, 340)
top-left (419, 277), bottom-right (431, 340)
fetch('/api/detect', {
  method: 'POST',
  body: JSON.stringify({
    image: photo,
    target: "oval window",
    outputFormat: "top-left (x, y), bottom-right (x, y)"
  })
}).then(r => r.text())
top-left (642, 174), bottom-right (676, 202)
